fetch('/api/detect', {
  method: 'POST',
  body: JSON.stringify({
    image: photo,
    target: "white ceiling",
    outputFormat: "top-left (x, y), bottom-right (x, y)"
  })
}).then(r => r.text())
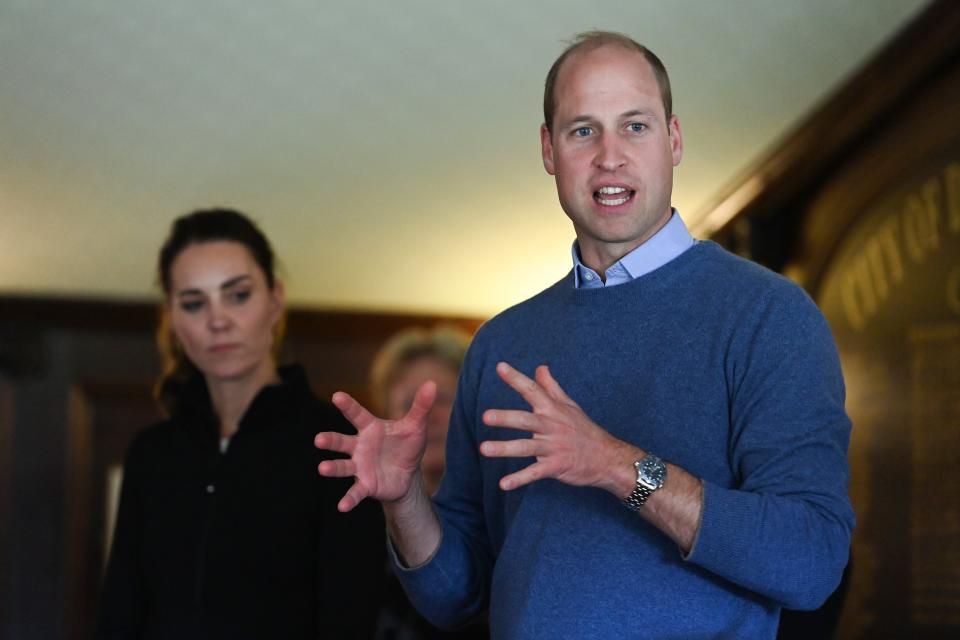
top-left (0, 0), bottom-right (931, 316)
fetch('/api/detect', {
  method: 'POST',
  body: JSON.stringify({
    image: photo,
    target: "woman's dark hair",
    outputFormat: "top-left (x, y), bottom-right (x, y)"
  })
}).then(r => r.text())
top-left (158, 208), bottom-right (276, 294)
top-left (154, 208), bottom-right (283, 415)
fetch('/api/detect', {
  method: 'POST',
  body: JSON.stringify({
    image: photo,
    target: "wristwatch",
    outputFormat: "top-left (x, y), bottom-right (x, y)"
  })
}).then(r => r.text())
top-left (624, 453), bottom-right (667, 511)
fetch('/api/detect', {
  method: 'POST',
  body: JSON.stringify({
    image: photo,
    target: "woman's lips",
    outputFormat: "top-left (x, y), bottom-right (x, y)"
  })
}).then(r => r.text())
top-left (208, 343), bottom-right (239, 354)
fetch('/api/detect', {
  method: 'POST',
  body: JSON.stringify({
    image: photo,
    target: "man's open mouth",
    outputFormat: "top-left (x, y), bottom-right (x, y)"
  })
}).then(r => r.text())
top-left (594, 186), bottom-right (634, 206)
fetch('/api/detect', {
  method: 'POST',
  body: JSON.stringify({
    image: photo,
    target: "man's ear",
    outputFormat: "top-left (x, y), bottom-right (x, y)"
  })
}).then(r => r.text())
top-left (669, 114), bottom-right (683, 166)
top-left (541, 123), bottom-right (556, 176)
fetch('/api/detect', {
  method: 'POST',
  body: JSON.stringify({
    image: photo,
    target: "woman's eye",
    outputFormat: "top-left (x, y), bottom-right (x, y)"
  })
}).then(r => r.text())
top-left (229, 290), bottom-right (252, 304)
top-left (180, 299), bottom-right (204, 312)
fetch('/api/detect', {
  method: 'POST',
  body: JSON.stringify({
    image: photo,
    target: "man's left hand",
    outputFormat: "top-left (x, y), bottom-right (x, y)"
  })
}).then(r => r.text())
top-left (479, 362), bottom-right (639, 494)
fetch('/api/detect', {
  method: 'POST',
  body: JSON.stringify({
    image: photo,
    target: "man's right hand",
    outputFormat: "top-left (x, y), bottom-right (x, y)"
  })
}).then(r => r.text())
top-left (315, 381), bottom-right (437, 512)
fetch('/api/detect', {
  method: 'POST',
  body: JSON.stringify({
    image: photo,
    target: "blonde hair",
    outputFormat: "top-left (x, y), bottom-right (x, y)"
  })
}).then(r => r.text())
top-left (369, 326), bottom-right (472, 414)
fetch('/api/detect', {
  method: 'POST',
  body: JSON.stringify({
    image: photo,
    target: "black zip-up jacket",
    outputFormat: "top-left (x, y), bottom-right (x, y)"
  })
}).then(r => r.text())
top-left (97, 365), bottom-right (386, 639)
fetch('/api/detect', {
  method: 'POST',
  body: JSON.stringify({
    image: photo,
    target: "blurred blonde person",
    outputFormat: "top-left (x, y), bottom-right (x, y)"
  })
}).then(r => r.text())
top-left (369, 326), bottom-right (471, 496)
top-left (369, 326), bottom-right (488, 639)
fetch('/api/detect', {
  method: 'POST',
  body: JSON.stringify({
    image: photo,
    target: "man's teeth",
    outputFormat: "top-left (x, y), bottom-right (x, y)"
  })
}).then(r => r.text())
top-left (595, 186), bottom-right (630, 205)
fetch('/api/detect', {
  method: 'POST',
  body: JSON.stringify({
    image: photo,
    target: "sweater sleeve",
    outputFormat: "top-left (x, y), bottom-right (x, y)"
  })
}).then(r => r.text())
top-left (685, 284), bottom-right (855, 610)
top-left (95, 434), bottom-right (148, 639)
top-left (391, 342), bottom-right (494, 630)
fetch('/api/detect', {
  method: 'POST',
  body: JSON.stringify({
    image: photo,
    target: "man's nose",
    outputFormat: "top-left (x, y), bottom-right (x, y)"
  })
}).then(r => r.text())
top-left (594, 132), bottom-right (627, 171)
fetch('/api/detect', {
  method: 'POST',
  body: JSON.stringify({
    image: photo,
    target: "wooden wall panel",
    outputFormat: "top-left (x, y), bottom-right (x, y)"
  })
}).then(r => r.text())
top-left (697, 2), bottom-right (960, 637)
top-left (0, 377), bottom-right (12, 638)
top-left (814, 149), bottom-right (960, 637)
top-left (65, 382), bottom-right (160, 639)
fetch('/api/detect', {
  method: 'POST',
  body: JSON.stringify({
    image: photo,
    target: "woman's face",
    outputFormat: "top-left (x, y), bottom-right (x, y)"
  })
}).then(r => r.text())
top-left (168, 240), bottom-right (283, 385)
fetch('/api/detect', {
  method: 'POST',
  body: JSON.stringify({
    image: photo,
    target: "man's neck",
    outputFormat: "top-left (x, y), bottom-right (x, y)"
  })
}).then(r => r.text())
top-left (576, 210), bottom-right (673, 276)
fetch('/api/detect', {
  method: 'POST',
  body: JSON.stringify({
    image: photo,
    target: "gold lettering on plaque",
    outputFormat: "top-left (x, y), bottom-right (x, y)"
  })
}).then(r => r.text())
top-left (903, 177), bottom-right (942, 263)
top-left (840, 165), bottom-right (959, 332)
top-left (840, 216), bottom-right (903, 331)
top-left (842, 257), bottom-right (872, 331)
top-left (867, 216), bottom-right (905, 300)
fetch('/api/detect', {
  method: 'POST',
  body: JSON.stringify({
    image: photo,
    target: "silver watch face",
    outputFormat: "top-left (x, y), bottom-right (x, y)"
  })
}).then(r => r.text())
top-left (638, 455), bottom-right (666, 489)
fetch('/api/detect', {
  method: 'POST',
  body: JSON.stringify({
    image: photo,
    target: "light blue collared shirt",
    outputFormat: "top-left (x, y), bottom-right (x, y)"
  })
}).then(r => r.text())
top-left (572, 209), bottom-right (697, 289)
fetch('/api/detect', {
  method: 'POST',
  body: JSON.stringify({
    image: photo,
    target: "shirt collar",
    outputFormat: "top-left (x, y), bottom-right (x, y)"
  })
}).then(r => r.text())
top-left (572, 209), bottom-right (696, 289)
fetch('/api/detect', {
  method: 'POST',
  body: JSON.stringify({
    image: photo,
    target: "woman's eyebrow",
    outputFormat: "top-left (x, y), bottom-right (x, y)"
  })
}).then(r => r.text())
top-left (220, 274), bottom-right (253, 290)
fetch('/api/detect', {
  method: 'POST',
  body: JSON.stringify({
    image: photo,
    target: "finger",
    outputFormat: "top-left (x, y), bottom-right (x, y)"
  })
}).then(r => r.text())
top-left (314, 431), bottom-right (356, 455)
top-left (404, 380), bottom-right (437, 425)
top-left (495, 362), bottom-right (550, 410)
top-left (331, 391), bottom-right (379, 431)
top-left (535, 365), bottom-right (574, 404)
top-left (483, 408), bottom-right (550, 434)
top-left (337, 481), bottom-right (370, 513)
top-left (479, 436), bottom-right (543, 459)
top-left (317, 458), bottom-right (357, 478)
top-left (498, 460), bottom-right (553, 491)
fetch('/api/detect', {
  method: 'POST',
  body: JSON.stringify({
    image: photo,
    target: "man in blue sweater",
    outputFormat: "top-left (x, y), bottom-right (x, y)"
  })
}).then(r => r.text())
top-left (316, 31), bottom-right (853, 638)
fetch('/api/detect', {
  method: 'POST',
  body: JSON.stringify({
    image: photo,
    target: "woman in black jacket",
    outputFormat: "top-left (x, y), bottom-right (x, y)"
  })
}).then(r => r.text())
top-left (97, 208), bottom-right (385, 639)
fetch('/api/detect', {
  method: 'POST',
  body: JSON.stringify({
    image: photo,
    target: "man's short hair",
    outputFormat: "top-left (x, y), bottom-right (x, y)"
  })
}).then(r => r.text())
top-left (543, 31), bottom-right (672, 134)
top-left (369, 325), bottom-right (472, 414)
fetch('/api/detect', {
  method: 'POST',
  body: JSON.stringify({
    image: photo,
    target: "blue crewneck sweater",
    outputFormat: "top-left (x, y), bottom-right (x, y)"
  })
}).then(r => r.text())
top-left (396, 241), bottom-right (854, 639)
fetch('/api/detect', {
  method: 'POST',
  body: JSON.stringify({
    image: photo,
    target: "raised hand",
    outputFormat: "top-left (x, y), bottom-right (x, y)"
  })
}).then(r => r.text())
top-left (315, 381), bottom-right (437, 512)
top-left (479, 362), bottom-right (639, 494)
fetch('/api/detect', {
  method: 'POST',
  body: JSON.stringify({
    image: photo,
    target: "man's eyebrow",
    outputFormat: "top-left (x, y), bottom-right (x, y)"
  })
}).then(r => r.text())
top-left (561, 115), bottom-right (596, 128)
top-left (562, 109), bottom-right (657, 126)
top-left (621, 109), bottom-right (658, 120)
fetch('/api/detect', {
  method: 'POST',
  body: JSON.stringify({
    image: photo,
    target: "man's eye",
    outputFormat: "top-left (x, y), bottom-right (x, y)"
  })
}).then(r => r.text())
top-left (574, 127), bottom-right (592, 137)
top-left (628, 122), bottom-right (646, 133)
top-left (180, 300), bottom-right (204, 312)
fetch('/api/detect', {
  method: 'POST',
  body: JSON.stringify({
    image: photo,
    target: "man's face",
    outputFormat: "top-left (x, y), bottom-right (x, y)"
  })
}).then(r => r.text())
top-left (541, 45), bottom-right (683, 273)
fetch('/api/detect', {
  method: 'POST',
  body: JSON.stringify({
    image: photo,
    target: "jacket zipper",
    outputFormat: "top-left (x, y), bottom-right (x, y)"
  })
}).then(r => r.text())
top-left (194, 447), bottom-right (223, 605)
